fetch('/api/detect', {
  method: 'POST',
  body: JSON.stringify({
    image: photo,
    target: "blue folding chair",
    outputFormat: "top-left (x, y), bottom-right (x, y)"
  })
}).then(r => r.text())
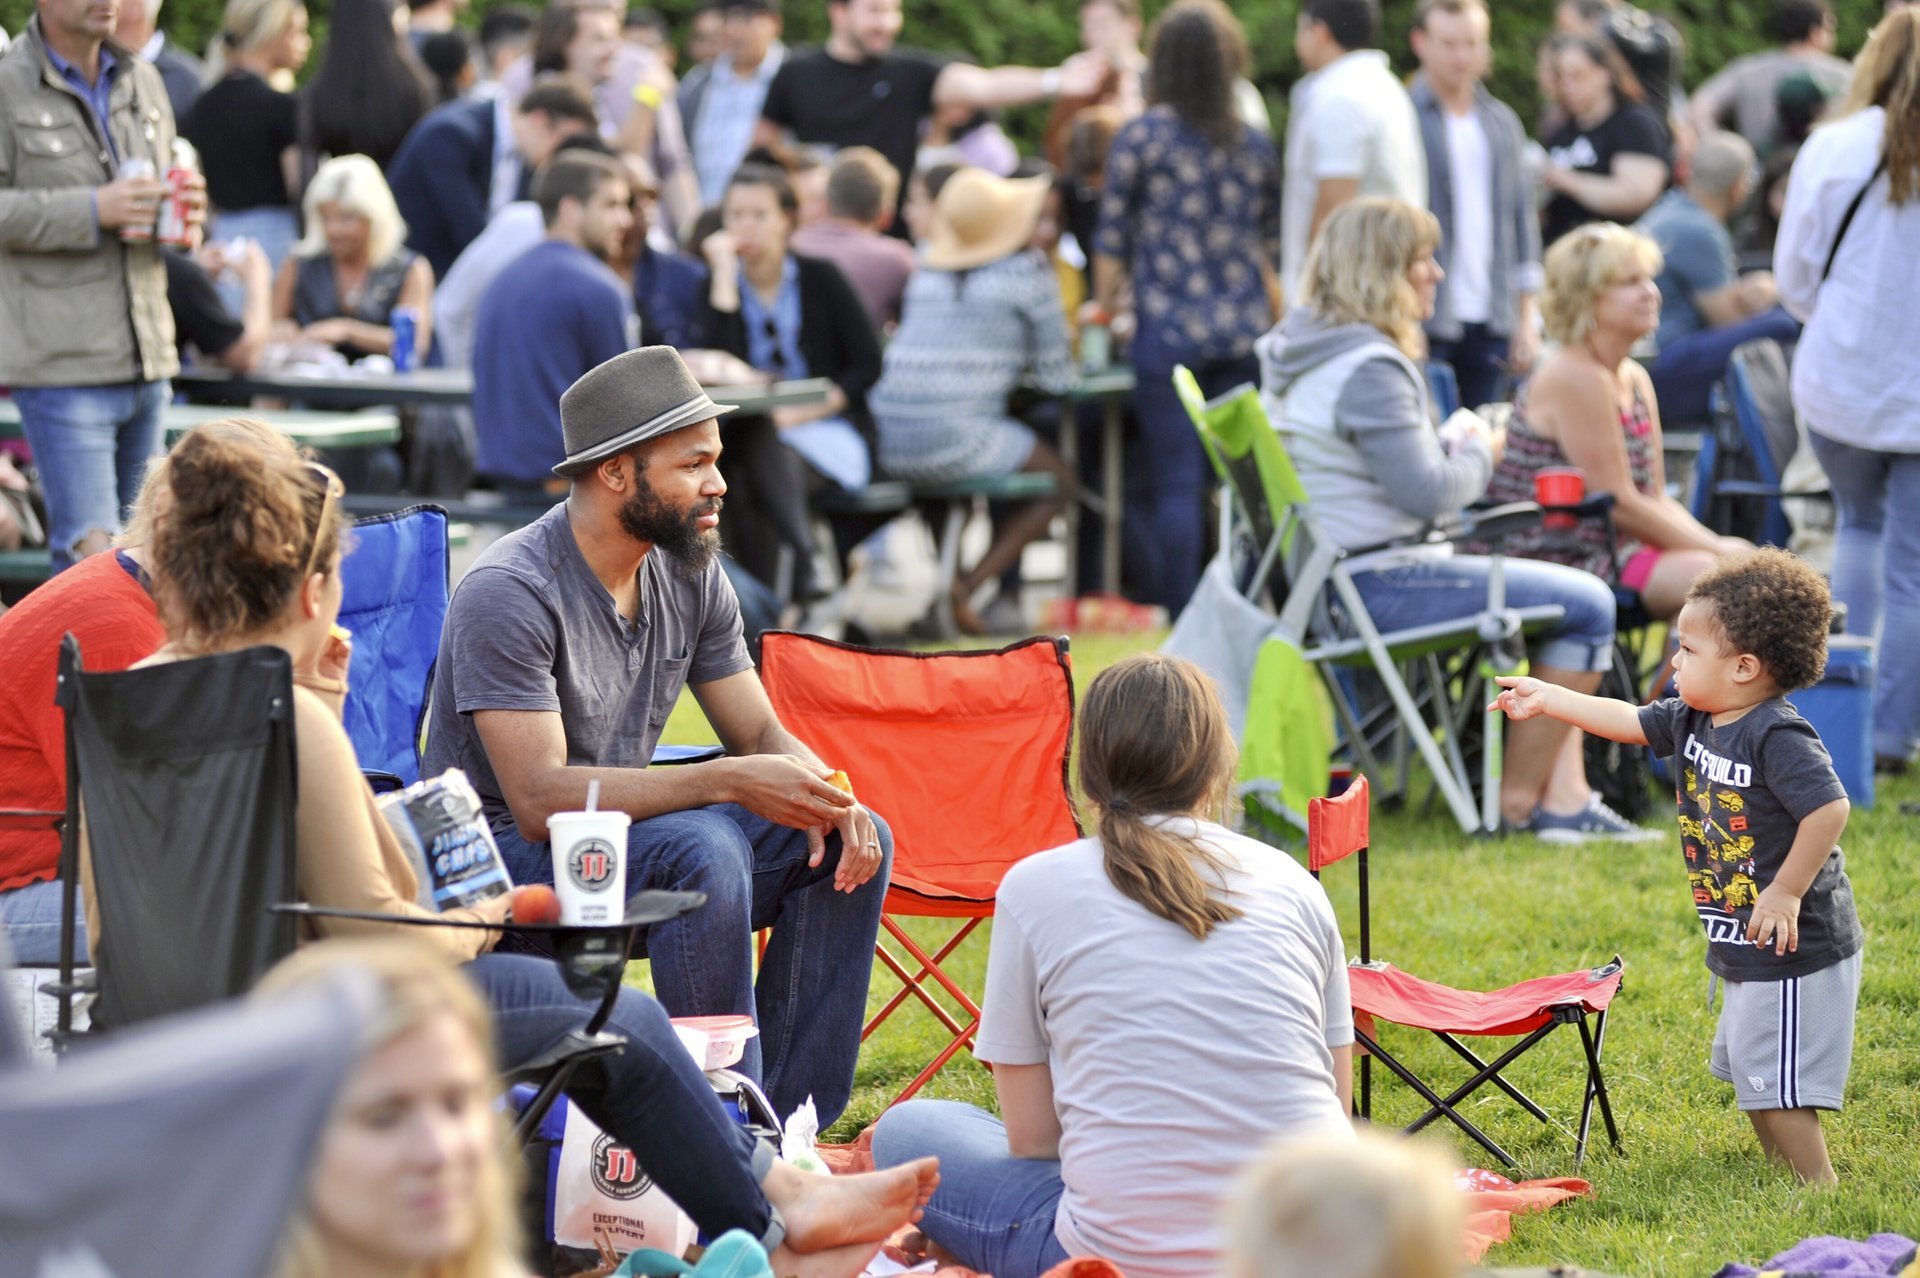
top-left (339, 505), bottom-right (451, 788)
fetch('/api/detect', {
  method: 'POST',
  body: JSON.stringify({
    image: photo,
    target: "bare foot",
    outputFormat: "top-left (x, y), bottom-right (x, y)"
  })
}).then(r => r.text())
top-left (766, 1157), bottom-right (941, 1252)
top-left (769, 1238), bottom-right (883, 1278)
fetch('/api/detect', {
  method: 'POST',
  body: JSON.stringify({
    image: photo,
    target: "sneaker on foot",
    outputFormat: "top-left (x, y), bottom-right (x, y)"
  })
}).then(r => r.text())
top-left (1527, 795), bottom-right (1665, 844)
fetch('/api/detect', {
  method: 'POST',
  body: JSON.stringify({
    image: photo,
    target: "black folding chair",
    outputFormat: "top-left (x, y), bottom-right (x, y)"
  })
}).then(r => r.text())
top-left (47, 635), bottom-right (706, 1147)
top-left (52, 635), bottom-right (301, 1038)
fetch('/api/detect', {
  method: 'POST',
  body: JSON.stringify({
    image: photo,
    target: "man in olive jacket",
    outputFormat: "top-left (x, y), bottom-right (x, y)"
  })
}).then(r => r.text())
top-left (0, 0), bottom-right (203, 570)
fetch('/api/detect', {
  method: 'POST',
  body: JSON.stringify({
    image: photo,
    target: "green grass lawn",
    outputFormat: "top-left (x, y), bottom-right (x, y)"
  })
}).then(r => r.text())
top-left (653, 630), bottom-right (1920, 1277)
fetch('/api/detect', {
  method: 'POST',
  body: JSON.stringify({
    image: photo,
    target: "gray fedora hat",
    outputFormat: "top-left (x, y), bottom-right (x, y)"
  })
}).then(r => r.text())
top-left (553, 346), bottom-right (738, 477)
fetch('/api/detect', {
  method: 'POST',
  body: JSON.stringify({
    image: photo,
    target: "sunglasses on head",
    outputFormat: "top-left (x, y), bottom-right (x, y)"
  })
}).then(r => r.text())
top-left (302, 461), bottom-right (345, 579)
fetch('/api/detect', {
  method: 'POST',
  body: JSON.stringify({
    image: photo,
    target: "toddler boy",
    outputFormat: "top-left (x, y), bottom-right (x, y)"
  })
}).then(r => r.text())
top-left (1492, 548), bottom-right (1861, 1182)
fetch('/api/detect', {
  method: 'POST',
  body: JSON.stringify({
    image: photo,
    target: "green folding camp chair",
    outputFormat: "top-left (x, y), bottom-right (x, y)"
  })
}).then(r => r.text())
top-left (1173, 366), bottom-right (1560, 835)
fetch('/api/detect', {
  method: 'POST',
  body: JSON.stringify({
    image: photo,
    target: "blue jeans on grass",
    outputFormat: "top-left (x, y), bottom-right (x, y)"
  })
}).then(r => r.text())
top-left (1349, 554), bottom-right (1617, 674)
top-left (13, 380), bottom-right (168, 571)
top-left (871, 1100), bottom-right (1071, 1278)
top-left (1807, 431), bottom-right (1920, 759)
top-left (468, 952), bottom-right (774, 1237)
top-left (493, 802), bottom-right (890, 1126)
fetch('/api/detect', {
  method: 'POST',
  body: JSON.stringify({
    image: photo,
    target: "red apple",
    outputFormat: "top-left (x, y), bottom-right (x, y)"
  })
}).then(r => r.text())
top-left (510, 884), bottom-right (562, 925)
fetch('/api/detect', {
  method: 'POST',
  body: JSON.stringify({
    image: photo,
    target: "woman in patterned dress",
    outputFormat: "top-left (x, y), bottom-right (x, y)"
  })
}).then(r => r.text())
top-left (1089, 0), bottom-right (1281, 615)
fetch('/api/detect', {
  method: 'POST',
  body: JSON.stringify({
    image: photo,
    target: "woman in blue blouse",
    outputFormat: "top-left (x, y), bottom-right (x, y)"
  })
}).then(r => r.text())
top-left (1091, 0), bottom-right (1281, 615)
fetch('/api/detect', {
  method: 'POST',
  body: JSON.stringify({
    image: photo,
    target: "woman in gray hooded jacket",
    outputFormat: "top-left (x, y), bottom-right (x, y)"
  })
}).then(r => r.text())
top-left (1257, 198), bottom-right (1655, 843)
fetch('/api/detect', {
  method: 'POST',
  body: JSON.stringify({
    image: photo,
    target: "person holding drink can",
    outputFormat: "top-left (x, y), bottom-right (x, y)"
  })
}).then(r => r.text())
top-left (0, 0), bottom-right (208, 571)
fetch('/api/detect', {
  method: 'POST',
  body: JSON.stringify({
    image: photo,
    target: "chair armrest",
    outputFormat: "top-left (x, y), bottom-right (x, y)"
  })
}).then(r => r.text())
top-left (361, 770), bottom-right (405, 795)
top-left (1450, 501), bottom-right (1545, 543)
top-left (0, 809), bottom-right (64, 832)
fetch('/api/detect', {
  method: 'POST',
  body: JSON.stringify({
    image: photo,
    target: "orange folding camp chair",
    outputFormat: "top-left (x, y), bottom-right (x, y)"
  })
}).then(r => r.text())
top-left (1308, 775), bottom-right (1624, 1169)
top-left (758, 630), bottom-right (1082, 1106)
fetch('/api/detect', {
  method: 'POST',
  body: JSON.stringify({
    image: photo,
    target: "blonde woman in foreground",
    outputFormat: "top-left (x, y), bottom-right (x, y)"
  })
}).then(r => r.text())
top-left (872, 653), bottom-right (1354, 1278)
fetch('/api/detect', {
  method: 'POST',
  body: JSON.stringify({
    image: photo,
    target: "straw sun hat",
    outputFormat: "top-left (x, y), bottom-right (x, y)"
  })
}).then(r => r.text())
top-left (924, 168), bottom-right (1052, 272)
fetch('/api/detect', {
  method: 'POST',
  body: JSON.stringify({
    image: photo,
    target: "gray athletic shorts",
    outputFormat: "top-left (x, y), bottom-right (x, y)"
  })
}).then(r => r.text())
top-left (1710, 951), bottom-right (1862, 1112)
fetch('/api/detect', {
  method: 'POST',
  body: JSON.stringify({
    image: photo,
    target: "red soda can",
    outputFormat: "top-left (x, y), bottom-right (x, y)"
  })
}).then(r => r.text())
top-left (157, 167), bottom-right (194, 247)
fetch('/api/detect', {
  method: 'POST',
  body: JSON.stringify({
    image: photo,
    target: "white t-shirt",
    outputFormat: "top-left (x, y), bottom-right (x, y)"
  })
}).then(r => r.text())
top-left (1282, 50), bottom-right (1429, 296)
top-left (977, 820), bottom-right (1354, 1278)
top-left (1443, 108), bottom-right (1495, 325)
top-left (1775, 106), bottom-right (1920, 450)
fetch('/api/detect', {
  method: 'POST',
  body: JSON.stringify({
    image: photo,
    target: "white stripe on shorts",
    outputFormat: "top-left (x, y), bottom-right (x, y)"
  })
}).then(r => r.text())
top-left (1777, 977), bottom-right (1800, 1110)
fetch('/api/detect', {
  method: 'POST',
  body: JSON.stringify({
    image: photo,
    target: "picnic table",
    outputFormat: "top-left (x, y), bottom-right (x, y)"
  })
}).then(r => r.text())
top-left (0, 400), bottom-right (400, 450)
top-left (173, 366), bottom-right (836, 418)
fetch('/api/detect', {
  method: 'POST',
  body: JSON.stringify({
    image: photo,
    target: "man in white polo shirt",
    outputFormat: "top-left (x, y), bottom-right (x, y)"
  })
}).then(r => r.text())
top-left (1282, 0), bottom-right (1427, 299)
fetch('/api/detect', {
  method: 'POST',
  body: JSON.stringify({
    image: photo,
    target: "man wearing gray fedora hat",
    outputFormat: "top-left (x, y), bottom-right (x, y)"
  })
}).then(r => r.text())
top-left (424, 345), bottom-right (891, 1125)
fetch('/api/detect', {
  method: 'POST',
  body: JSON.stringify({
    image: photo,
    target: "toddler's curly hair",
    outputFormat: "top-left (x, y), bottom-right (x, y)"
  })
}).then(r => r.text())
top-left (1686, 547), bottom-right (1831, 692)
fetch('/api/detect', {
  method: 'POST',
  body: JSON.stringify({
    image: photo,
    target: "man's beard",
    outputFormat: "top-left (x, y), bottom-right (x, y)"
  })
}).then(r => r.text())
top-left (618, 480), bottom-right (722, 576)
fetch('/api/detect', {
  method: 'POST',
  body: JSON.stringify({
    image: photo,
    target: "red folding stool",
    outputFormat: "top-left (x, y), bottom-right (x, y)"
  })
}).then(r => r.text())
top-left (759, 631), bottom-right (1082, 1106)
top-left (1308, 775), bottom-right (1624, 1168)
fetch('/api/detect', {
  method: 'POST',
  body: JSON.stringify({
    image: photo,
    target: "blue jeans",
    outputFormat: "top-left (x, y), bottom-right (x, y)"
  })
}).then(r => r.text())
top-left (1647, 308), bottom-right (1801, 426)
top-left (493, 802), bottom-right (890, 1126)
top-left (871, 1100), bottom-right (1071, 1278)
top-left (1427, 322), bottom-right (1512, 413)
top-left (1807, 431), bottom-right (1920, 758)
top-left (1129, 334), bottom-right (1262, 616)
top-left (466, 952), bottom-right (774, 1238)
top-left (1350, 554), bottom-right (1617, 673)
top-left (0, 879), bottom-right (86, 965)
top-left (12, 381), bottom-right (168, 571)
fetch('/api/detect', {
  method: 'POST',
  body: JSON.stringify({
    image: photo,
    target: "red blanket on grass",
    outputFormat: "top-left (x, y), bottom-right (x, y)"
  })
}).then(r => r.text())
top-left (821, 1133), bottom-right (1591, 1272)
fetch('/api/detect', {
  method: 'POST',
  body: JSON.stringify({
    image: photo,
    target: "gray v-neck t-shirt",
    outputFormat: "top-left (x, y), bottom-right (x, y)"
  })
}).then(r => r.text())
top-left (423, 503), bottom-right (752, 834)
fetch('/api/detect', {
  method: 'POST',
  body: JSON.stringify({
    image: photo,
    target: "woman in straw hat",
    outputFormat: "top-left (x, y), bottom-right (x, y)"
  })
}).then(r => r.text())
top-left (869, 166), bottom-right (1079, 636)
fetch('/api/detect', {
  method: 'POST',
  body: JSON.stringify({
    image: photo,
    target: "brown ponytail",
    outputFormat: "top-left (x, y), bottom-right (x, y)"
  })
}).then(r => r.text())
top-left (149, 424), bottom-right (345, 649)
top-left (1079, 653), bottom-right (1243, 940)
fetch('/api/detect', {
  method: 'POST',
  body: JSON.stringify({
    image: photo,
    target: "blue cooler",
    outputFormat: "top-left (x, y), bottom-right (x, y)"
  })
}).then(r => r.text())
top-left (1786, 635), bottom-right (1875, 809)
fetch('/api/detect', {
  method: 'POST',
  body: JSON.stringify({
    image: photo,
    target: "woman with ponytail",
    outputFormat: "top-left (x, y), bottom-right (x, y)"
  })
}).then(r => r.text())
top-left (871, 653), bottom-right (1354, 1278)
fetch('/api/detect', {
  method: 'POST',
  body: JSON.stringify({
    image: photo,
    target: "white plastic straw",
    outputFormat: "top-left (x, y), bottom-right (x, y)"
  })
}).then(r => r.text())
top-left (585, 780), bottom-right (600, 813)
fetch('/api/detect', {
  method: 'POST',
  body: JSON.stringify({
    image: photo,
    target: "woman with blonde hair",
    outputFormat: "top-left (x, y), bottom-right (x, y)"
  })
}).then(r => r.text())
top-left (1487, 222), bottom-right (1747, 618)
top-left (273, 153), bottom-right (434, 364)
top-left (1225, 1129), bottom-right (1464, 1278)
top-left (1259, 199), bottom-right (1651, 842)
top-left (183, 0), bottom-right (312, 271)
top-left (258, 937), bottom-right (522, 1278)
top-left (872, 653), bottom-right (1353, 1278)
top-left (1776, 6), bottom-right (1920, 772)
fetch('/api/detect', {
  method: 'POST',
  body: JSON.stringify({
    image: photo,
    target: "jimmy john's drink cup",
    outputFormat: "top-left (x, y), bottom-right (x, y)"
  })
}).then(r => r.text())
top-left (548, 810), bottom-right (630, 925)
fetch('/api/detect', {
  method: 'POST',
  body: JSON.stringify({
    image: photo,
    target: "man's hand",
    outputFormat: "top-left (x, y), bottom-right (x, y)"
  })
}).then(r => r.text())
top-left (726, 754), bottom-right (853, 833)
top-left (826, 802), bottom-right (884, 893)
top-left (96, 176), bottom-right (167, 231)
top-left (1489, 675), bottom-right (1553, 721)
top-left (1747, 883), bottom-right (1801, 955)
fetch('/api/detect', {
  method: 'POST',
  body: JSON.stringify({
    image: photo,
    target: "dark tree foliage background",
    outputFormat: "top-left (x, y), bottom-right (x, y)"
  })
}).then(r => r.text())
top-left (0, 0), bottom-right (1890, 144)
